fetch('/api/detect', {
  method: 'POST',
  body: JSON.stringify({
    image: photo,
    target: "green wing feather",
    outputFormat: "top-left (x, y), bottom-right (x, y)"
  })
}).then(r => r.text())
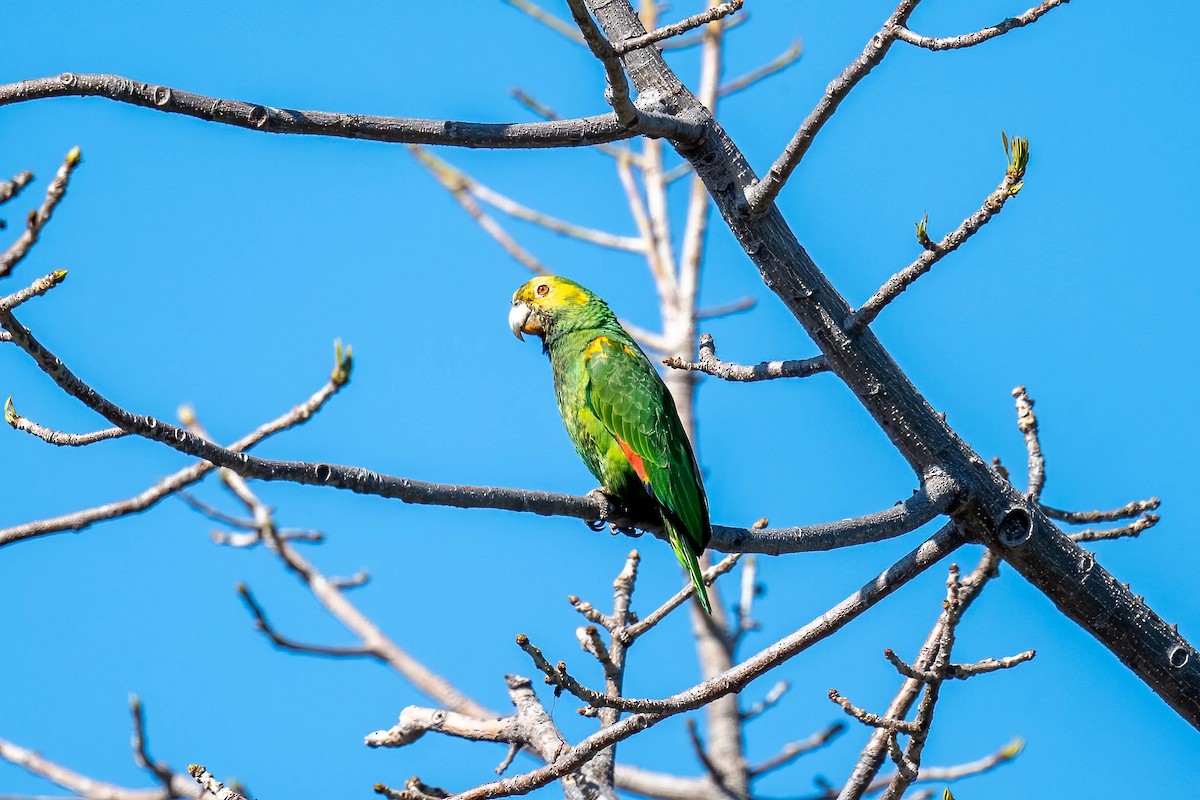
top-left (582, 332), bottom-right (713, 612)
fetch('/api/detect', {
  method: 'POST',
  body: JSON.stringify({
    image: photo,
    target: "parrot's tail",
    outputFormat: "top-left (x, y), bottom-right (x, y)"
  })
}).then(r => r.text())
top-left (664, 516), bottom-right (712, 615)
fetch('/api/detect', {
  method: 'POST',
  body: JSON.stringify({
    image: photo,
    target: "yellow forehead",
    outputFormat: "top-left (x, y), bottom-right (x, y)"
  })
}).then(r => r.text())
top-left (516, 276), bottom-right (590, 308)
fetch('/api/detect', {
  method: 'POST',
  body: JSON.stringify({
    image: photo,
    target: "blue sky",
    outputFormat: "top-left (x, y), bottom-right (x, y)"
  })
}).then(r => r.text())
top-left (1, 1), bottom-right (1197, 798)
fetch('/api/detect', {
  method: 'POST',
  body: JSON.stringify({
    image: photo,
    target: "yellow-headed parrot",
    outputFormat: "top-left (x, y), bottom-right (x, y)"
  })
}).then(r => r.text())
top-left (509, 276), bottom-right (713, 614)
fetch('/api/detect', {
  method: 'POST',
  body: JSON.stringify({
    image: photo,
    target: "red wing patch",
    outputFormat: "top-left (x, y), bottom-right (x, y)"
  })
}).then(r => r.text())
top-left (615, 436), bottom-right (650, 485)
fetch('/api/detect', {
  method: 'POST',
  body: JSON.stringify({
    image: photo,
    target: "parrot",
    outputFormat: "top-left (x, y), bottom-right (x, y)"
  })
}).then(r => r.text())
top-left (509, 275), bottom-right (713, 614)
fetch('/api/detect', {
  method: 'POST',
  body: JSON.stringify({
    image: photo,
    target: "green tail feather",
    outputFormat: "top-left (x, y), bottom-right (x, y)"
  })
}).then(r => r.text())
top-left (665, 517), bottom-right (712, 615)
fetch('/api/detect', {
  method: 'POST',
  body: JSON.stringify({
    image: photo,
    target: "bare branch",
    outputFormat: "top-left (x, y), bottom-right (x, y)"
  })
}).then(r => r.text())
top-left (5, 396), bottom-right (127, 447)
top-left (0, 344), bottom-right (350, 548)
top-left (0, 148), bottom-right (80, 279)
top-left (718, 39), bottom-right (803, 99)
top-left (1069, 512), bottom-right (1160, 543)
top-left (746, 1), bottom-right (921, 213)
top-left (501, 0), bottom-right (585, 44)
top-left (747, 0), bottom-right (1058, 212)
top-left (611, 2), bottom-right (744, 55)
top-left (519, 525), bottom-right (959, 716)
top-left (1042, 497), bottom-right (1161, 525)
top-left (409, 145), bottom-right (645, 253)
top-left (565, 1), bottom-right (703, 141)
top-left (695, 296), bottom-right (756, 320)
top-left (237, 583), bottom-right (375, 658)
top-left (0, 269), bottom-right (69, 311)
top-left (1011, 385), bottom-right (1046, 500)
top-left (944, 650), bottom-right (1037, 680)
top-left (893, 1), bottom-right (1071, 51)
top-left (657, 14), bottom-right (748, 51)
top-left (749, 722), bottom-right (845, 777)
top-left (128, 696), bottom-right (173, 793)
top-left (340, 526), bottom-right (963, 800)
top-left (407, 145), bottom-right (550, 275)
top-left (846, 133), bottom-right (1030, 331)
top-left (4, 302), bottom-right (962, 555)
top-left (663, 333), bottom-right (828, 382)
top-left (0, 170), bottom-right (34, 205)
top-left (624, 553), bottom-right (741, 642)
top-left (741, 679), bottom-right (789, 723)
top-left (828, 690), bottom-right (920, 735)
top-left (0, 74), bottom-right (645, 150)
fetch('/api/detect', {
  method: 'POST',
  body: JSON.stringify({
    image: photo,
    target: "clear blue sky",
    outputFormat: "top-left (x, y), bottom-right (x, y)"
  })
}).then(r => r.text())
top-left (1, 1), bottom-right (1197, 798)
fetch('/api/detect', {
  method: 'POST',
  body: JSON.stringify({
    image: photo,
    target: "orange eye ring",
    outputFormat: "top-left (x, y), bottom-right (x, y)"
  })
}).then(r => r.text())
top-left (536, 283), bottom-right (550, 297)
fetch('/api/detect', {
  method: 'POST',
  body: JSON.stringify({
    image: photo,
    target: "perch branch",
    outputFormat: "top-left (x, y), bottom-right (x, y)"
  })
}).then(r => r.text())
top-left (0, 75), bottom-right (650, 149)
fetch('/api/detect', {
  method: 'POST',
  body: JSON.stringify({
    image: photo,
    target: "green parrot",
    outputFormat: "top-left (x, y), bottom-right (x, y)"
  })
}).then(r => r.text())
top-left (509, 275), bottom-right (713, 614)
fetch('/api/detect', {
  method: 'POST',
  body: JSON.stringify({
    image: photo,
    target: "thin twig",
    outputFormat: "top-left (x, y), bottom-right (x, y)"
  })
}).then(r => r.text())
top-left (128, 696), bottom-right (174, 792)
top-left (500, 0), bottom-right (585, 44)
top-left (0, 269), bottom-right (69, 311)
top-left (407, 145), bottom-right (551, 275)
top-left (237, 583), bottom-right (375, 658)
top-left (1069, 513), bottom-right (1160, 543)
top-left (1012, 385), bottom-right (1046, 500)
top-left (746, 1), bottom-right (921, 213)
top-left (611, 2), bottom-right (744, 55)
top-left (5, 397), bottom-right (127, 447)
top-left (749, 722), bottom-right (845, 776)
top-left (1042, 497), bottom-right (1160, 525)
top-left (409, 145), bottom-right (644, 253)
top-left (0, 170), bottom-right (34, 205)
top-left (846, 133), bottom-right (1030, 331)
top-left (718, 40), bottom-right (803, 99)
top-left (664, 333), bottom-right (828, 382)
top-left (0, 148), bottom-right (80, 279)
top-left (893, 0), bottom-right (1071, 51)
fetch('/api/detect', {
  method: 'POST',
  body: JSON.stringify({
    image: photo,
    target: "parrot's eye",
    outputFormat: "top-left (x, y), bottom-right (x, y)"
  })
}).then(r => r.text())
top-left (536, 283), bottom-right (550, 297)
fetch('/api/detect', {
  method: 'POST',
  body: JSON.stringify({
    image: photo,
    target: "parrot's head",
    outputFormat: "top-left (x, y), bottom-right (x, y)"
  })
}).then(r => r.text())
top-left (509, 276), bottom-right (614, 345)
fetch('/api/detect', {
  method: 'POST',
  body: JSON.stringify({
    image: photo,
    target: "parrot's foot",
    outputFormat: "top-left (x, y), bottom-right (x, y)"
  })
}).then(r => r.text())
top-left (585, 487), bottom-right (616, 527)
top-left (584, 488), bottom-right (642, 537)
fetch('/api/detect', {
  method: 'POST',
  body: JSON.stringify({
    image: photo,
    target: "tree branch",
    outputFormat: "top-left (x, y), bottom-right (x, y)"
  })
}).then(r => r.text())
top-left (846, 133), bottom-right (1029, 332)
top-left (0, 74), bottom-right (645, 149)
top-left (5, 396), bottom-right (127, 447)
top-left (0, 148), bottom-right (80, 280)
top-left (521, 526), bottom-right (960, 715)
top-left (409, 145), bottom-right (645, 253)
top-left (444, 525), bottom-right (961, 800)
top-left (717, 39), bottom-right (803, 99)
top-left (610, 2), bottom-right (744, 55)
top-left (1, 305), bottom-right (963, 555)
top-left (893, 0), bottom-right (1071, 51)
top-left (0, 345), bottom-right (350, 548)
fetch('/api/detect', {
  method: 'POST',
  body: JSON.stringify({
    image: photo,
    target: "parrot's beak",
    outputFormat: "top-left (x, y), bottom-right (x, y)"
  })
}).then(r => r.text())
top-left (509, 300), bottom-right (543, 341)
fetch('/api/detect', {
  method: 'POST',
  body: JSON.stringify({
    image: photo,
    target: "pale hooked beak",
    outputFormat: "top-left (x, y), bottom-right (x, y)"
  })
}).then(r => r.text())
top-left (509, 300), bottom-right (534, 341)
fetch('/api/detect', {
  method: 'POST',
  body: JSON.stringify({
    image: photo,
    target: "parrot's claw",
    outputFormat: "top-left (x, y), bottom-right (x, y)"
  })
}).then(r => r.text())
top-left (610, 523), bottom-right (642, 538)
top-left (585, 519), bottom-right (607, 532)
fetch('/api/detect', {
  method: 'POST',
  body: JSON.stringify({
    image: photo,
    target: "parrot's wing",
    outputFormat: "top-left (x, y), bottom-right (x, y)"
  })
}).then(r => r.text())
top-left (582, 333), bottom-right (710, 554)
